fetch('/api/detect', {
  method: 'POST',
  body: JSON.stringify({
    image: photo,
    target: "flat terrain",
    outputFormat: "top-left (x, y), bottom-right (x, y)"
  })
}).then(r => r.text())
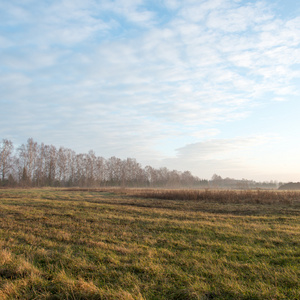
top-left (0, 188), bottom-right (299, 299)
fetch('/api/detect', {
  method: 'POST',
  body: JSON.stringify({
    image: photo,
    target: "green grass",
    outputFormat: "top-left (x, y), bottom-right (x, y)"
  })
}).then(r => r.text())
top-left (0, 188), bottom-right (299, 299)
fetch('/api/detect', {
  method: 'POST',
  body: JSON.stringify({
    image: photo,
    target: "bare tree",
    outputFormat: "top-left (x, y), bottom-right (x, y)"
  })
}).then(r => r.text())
top-left (18, 138), bottom-right (39, 185)
top-left (0, 139), bottom-right (14, 182)
top-left (168, 170), bottom-right (181, 187)
top-left (66, 149), bottom-right (76, 186)
top-left (95, 156), bottom-right (106, 185)
top-left (57, 147), bottom-right (68, 185)
top-left (44, 144), bottom-right (57, 186)
top-left (34, 143), bottom-right (47, 186)
top-left (106, 156), bottom-right (122, 185)
top-left (85, 150), bottom-right (97, 187)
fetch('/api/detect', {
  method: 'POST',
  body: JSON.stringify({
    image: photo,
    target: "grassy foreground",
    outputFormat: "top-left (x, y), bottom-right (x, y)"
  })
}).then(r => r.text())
top-left (0, 188), bottom-right (299, 299)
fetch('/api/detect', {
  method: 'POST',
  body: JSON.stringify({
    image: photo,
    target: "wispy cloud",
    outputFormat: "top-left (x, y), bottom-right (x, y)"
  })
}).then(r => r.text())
top-left (175, 136), bottom-right (269, 160)
top-left (1, 0), bottom-right (300, 180)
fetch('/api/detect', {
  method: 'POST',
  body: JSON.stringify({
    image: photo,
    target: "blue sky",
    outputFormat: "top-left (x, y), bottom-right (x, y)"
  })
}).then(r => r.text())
top-left (1, 0), bottom-right (300, 182)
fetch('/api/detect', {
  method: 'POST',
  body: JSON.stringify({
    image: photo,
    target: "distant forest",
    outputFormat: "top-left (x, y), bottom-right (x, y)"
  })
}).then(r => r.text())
top-left (0, 138), bottom-right (280, 189)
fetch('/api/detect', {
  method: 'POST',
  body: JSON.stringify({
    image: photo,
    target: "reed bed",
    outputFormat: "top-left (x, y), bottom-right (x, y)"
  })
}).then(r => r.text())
top-left (120, 188), bottom-right (300, 205)
top-left (61, 187), bottom-right (300, 205)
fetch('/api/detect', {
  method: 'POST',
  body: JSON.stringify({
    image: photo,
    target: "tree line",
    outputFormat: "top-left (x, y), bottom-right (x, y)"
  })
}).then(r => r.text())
top-left (0, 138), bottom-right (208, 188)
top-left (0, 138), bottom-right (280, 189)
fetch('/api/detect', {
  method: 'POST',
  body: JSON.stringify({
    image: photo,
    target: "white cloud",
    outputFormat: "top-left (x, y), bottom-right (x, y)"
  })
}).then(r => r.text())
top-left (164, 0), bottom-right (181, 10)
top-left (99, 0), bottom-right (156, 26)
top-left (1, 0), bottom-right (300, 181)
top-left (191, 129), bottom-right (220, 139)
top-left (180, 0), bottom-right (230, 23)
top-left (156, 135), bottom-right (284, 179)
top-left (175, 137), bottom-right (267, 160)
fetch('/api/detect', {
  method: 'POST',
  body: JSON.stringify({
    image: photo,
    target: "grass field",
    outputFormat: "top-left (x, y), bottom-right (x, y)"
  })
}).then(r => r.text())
top-left (0, 188), bottom-right (299, 299)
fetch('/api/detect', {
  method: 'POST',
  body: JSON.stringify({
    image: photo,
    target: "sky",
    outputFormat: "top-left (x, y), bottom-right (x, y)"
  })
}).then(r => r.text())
top-left (1, 0), bottom-right (300, 182)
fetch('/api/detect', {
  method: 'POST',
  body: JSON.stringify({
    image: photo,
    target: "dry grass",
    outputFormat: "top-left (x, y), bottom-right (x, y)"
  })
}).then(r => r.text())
top-left (0, 188), bottom-right (299, 299)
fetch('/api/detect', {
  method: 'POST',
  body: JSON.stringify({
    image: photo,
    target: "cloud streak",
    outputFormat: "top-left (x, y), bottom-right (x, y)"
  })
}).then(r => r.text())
top-left (1, 0), bottom-right (300, 180)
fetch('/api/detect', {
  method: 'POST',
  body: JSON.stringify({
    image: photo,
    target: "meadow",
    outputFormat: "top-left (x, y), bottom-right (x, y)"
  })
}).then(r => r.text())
top-left (0, 188), bottom-right (299, 299)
